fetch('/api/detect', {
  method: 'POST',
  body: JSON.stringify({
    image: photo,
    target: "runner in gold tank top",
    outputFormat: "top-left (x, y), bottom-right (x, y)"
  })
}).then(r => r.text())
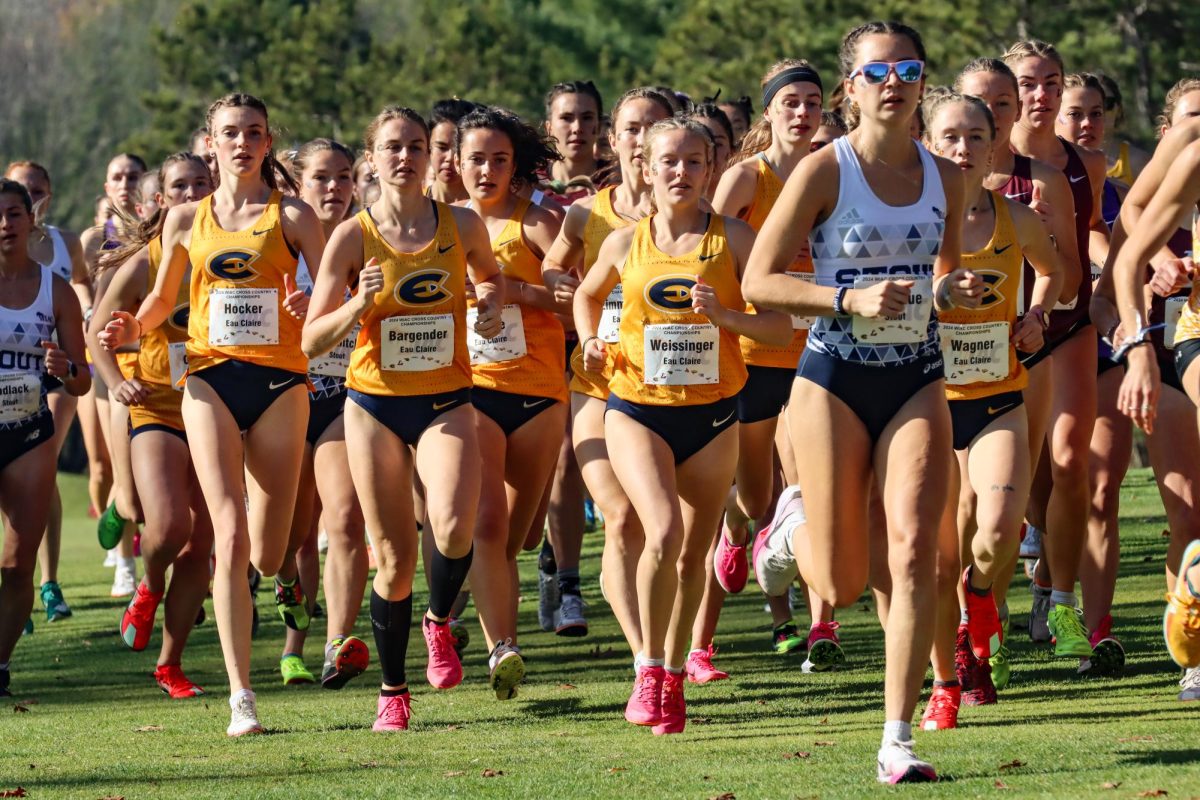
top-left (100, 94), bottom-right (326, 737)
top-left (920, 95), bottom-right (1062, 728)
top-left (541, 88), bottom-right (673, 662)
top-left (88, 153), bottom-right (216, 700)
top-left (576, 118), bottom-right (790, 736)
top-left (305, 106), bottom-right (505, 730)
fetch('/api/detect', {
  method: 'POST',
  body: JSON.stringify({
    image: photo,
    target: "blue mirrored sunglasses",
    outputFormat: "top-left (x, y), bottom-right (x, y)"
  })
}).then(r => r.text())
top-left (850, 60), bottom-right (925, 85)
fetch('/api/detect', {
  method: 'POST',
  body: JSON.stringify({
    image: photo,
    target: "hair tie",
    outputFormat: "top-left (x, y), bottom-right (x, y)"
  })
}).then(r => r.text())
top-left (762, 67), bottom-right (823, 109)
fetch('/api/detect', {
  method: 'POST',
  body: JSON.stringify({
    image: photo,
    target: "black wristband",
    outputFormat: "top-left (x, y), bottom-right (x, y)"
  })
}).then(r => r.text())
top-left (832, 286), bottom-right (848, 315)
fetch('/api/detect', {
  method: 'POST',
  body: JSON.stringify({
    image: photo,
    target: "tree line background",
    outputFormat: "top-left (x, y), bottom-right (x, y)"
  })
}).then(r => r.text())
top-left (1, 0), bottom-right (1194, 233)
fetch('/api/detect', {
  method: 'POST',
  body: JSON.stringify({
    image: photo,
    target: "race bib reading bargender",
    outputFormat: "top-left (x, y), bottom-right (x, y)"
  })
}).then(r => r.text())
top-left (0, 373), bottom-right (41, 424)
top-left (311, 326), bottom-right (359, 378)
top-left (788, 272), bottom-right (816, 330)
top-left (940, 322), bottom-right (1008, 385)
top-left (643, 323), bottom-right (719, 385)
top-left (467, 305), bottom-right (527, 365)
top-left (598, 285), bottom-right (623, 343)
top-left (381, 314), bottom-right (453, 371)
top-left (209, 288), bottom-right (279, 346)
top-left (1165, 296), bottom-right (1187, 350)
top-left (168, 343), bottom-right (187, 391)
top-left (851, 276), bottom-right (933, 344)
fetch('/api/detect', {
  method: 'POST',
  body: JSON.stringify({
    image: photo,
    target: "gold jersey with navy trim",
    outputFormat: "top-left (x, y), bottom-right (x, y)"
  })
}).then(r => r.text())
top-left (1173, 215), bottom-right (1200, 346)
top-left (186, 190), bottom-right (306, 376)
top-left (609, 214), bottom-right (748, 406)
top-left (129, 236), bottom-right (190, 431)
top-left (939, 192), bottom-right (1027, 401)
top-left (345, 201), bottom-right (471, 397)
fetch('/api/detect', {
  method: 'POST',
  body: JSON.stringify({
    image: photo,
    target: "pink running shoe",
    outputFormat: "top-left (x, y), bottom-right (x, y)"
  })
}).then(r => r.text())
top-left (920, 684), bottom-right (960, 731)
top-left (373, 692), bottom-right (411, 732)
top-left (713, 523), bottom-right (748, 594)
top-left (961, 567), bottom-right (1002, 659)
top-left (652, 669), bottom-right (686, 735)
top-left (422, 617), bottom-right (463, 690)
top-left (802, 621), bottom-right (845, 673)
top-left (625, 665), bottom-right (664, 726)
top-left (685, 645), bottom-right (729, 684)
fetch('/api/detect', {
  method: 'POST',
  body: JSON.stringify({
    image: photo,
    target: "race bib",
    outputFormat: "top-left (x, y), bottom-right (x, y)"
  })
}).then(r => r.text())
top-left (0, 373), bottom-right (41, 424)
top-left (788, 272), bottom-right (816, 330)
top-left (168, 343), bottom-right (188, 391)
top-left (310, 326), bottom-right (359, 378)
top-left (467, 305), bottom-right (527, 365)
top-left (598, 284), bottom-right (623, 343)
top-left (851, 276), bottom-right (933, 344)
top-left (643, 323), bottom-right (719, 385)
top-left (209, 288), bottom-right (279, 346)
top-left (940, 322), bottom-right (1009, 385)
top-left (1165, 297), bottom-right (1187, 350)
top-left (381, 314), bottom-right (454, 371)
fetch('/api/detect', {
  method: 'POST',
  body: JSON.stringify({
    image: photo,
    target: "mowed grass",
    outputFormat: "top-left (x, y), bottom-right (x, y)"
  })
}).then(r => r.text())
top-left (3, 470), bottom-right (1200, 799)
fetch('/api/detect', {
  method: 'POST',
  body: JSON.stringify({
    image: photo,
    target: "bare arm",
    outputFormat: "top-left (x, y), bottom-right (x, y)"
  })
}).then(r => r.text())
top-left (302, 219), bottom-right (372, 359)
top-left (1012, 201), bottom-right (1062, 353)
top-left (713, 217), bottom-right (791, 345)
top-left (711, 160), bottom-right (759, 220)
top-left (509, 203), bottom-right (564, 313)
top-left (454, 206), bottom-right (505, 339)
top-left (1030, 165), bottom-right (1082, 301)
top-left (573, 227), bottom-right (631, 373)
top-left (88, 250), bottom-right (150, 404)
top-left (46, 276), bottom-right (90, 397)
top-left (541, 200), bottom-right (590, 311)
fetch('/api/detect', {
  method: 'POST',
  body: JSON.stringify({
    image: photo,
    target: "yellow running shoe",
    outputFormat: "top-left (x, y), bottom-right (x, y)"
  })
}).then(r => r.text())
top-left (1164, 540), bottom-right (1200, 668)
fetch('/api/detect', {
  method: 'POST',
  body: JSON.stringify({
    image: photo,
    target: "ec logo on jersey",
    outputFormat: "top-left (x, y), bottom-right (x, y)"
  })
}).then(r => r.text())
top-left (976, 270), bottom-right (1008, 308)
top-left (395, 270), bottom-right (451, 307)
top-left (645, 274), bottom-right (696, 313)
top-left (168, 304), bottom-right (190, 331)
top-left (206, 249), bottom-right (260, 283)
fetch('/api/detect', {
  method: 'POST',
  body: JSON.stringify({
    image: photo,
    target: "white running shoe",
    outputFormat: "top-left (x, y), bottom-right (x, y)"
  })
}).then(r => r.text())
top-left (753, 486), bottom-right (805, 597)
top-left (103, 548), bottom-right (117, 568)
top-left (1179, 667), bottom-right (1200, 701)
top-left (555, 593), bottom-right (587, 637)
top-left (226, 689), bottom-right (264, 736)
top-left (877, 738), bottom-right (937, 783)
top-left (1028, 582), bottom-right (1052, 642)
top-left (488, 639), bottom-right (526, 701)
top-left (1019, 523), bottom-right (1042, 560)
top-left (317, 529), bottom-right (329, 554)
top-left (110, 559), bottom-right (138, 598)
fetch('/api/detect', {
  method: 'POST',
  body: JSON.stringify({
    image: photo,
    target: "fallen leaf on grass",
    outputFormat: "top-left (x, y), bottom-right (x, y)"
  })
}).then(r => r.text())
top-left (0, 789), bottom-right (26, 798)
top-left (1119, 735), bottom-right (1154, 743)
top-left (99, 796), bottom-right (125, 800)
top-left (994, 780), bottom-right (1010, 790)
top-left (818, 716), bottom-right (829, 725)
top-left (707, 793), bottom-right (736, 800)
top-left (998, 759), bottom-right (1025, 770)
top-left (813, 741), bottom-right (835, 747)
top-left (589, 645), bottom-right (617, 659)
top-left (1101, 782), bottom-right (1121, 790)
top-left (557, 683), bottom-right (577, 690)
top-left (443, 771), bottom-right (464, 778)
top-left (691, 717), bottom-right (714, 725)
top-left (134, 725), bottom-right (163, 732)
top-left (783, 751), bottom-right (810, 760)
top-left (481, 769), bottom-right (504, 778)
top-left (12, 705), bottom-right (28, 714)
top-left (755, 700), bottom-right (767, 706)
top-left (606, 767), bottom-right (626, 774)
top-left (1136, 791), bottom-right (1168, 798)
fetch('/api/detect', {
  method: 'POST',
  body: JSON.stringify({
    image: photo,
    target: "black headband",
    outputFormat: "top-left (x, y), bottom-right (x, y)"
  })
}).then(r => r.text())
top-left (762, 67), bottom-right (823, 108)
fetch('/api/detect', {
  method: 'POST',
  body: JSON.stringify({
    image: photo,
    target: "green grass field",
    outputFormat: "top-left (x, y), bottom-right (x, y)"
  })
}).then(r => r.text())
top-left (3, 470), bottom-right (1200, 799)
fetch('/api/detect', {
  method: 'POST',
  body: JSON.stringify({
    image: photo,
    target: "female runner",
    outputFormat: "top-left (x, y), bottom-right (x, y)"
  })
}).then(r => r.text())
top-left (0, 179), bottom-right (90, 696)
top-left (542, 81), bottom-right (605, 206)
top-left (428, 98), bottom-right (480, 205)
top-left (275, 138), bottom-right (370, 689)
top-left (1003, 40), bottom-right (1110, 660)
top-left (575, 116), bottom-right (790, 734)
top-left (87, 153), bottom-right (215, 697)
top-left (542, 87), bottom-right (674, 661)
top-left (457, 107), bottom-right (567, 684)
top-left (304, 106), bottom-right (504, 729)
top-left (920, 93), bottom-right (1062, 729)
top-left (716, 95), bottom-right (753, 145)
top-left (743, 21), bottom-right (976, 782)
top-left (3, 161), bottom-right (89, 623)
top-left (101, 94), bottom-right (322, 736)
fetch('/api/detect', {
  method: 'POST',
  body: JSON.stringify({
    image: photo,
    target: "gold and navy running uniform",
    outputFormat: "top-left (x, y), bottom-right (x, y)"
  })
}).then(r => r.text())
top-left (186, 190), bottom-right (308, 431)
top-left (345, 201), bottom-right (472, 445)
top-left (129, 237), bottom-right (189, 439)
top-left (295, 254), bottom-right (353, 445)
top-left (569, 187), bottom-right (634, 399)
top-left (606, 214), bottom-right (747, 464)
top-left (469, 197), bottom-right (567, 435)
top-left (0, 265), bottom-right (56, 470)
top-left (939, 192), bottom-right (1026, 450)
top-left (737, 154), bottom-right (814, 423)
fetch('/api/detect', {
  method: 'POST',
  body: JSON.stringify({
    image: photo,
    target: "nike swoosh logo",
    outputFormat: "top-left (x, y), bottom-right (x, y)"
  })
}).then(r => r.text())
top-left (268, 378), bottom-right (294, 390)
top-left (994, 244), bottom-right (1013, 255)
top-left (1004, 193), bottom-right (1024, 200)
top-left (698, 252), bottom-right (721, 262)
top-left (712, 410), bottom-right (735, 427)
top-left (987, 404), bottom-right (1015, 416)
top-left (1069, 174), bottom-right (1087, 183)
top-left (438, 243), bottom-right (456, 254)
top-left (251, 228), bottom-right (270, 236)
top-left (523, 398), bottom-right (549, 409)
top-left (432, 399), bottom-right (458, 411)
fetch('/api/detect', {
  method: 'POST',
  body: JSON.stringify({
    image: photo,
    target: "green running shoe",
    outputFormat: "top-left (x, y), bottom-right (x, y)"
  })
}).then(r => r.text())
top-left (22, 618), bottom-right (33, 636)
top-left (274, 577), bottom-right (309, 632)
top-left (41, 581), bottom-right (71, 622)
top-left (1048, 604), bottom-right (1093, 658)
top-left (280, 654), bottom-right (315, 685)
top-left (991, 618), bottom-right (1011, 689)
top-left (97, 501), bottom-right (126, 550)
top-left (771, 620), bottom-right (806, 654)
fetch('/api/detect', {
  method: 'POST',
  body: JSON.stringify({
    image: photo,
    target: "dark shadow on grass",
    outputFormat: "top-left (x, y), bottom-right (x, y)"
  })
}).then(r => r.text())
top-left (1117, 748), bottom-right (1200, 766)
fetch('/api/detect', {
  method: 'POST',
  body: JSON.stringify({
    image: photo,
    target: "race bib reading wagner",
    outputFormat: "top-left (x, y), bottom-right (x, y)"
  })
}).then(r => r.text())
top-left (381, 314), bottom-right (453, 371)
top-left (940, 322), bottom-right (1008, 385)
top-left (597, 284), bottom-right (623, 344)
top-left (467, 305), bottom-right (527, 365)
top-left (643, 323), bottom-right (719, 386)
top-left (851, 276), bottom-right (932, 345)
top-left (209, 288), bottom-right (279, 346)
top-left (0, 373), bottom-right (41, 424)
top-left (310, 326), bottom-right (359, 378)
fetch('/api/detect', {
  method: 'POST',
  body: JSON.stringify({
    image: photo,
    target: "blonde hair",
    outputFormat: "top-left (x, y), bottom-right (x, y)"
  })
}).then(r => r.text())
top-left (1001, 40), bottom-right (1064, 74)
top-left (731, 59), bottom-right (821, 165)
top-left (921, 89), bottom-right (996, 144)
top-left (643, 117), bottom-right (715, 168)
top-left (1159, 77), bottom-right (1200, 134)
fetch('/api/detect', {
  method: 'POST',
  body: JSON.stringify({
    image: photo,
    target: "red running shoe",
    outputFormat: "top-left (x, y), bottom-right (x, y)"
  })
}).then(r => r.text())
top-left (955, 624), bottom-right (997, 706)
top-left (373, 692), bottom-right (411, 732)
top-left (154, 664), bottom-right (205, 698)
top-left (961, 567), bottom-right (1002, 659)
top-left (652, 669), bottom-right (686, 735)
top-left (625, 665), bottom-right (664, 726)
top-left (920, 684), bottom-right (960, 731)
top-left (713, 523), bottom-right (748, 594)
top-left (685, 644), bottom-right (729, 684)
top-left (121, 580), bottom-right (163, 652)
top-left (422, 617), bottom-right (463, 690)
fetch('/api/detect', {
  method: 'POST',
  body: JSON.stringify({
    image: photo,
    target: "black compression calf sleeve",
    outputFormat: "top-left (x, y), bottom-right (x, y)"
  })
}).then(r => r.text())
top-left (428, 545), bottom-right (473, 619)
top-left (370, 590), bottom-right (412, 688)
